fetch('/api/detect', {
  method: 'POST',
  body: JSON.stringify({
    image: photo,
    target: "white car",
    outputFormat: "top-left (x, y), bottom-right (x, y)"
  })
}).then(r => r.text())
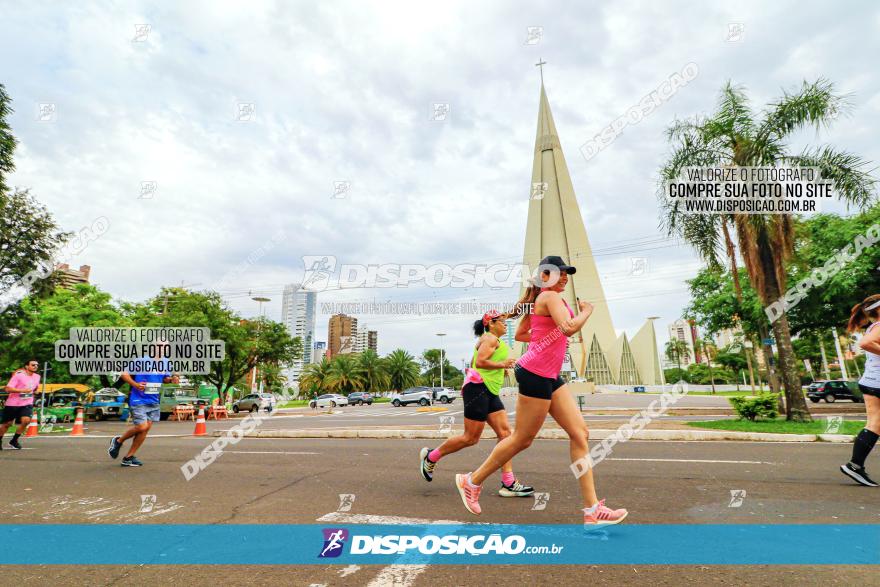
top-left (309, 394), bottom-right (349, 409)
top-left (232, 393), bottom-right (276, 413)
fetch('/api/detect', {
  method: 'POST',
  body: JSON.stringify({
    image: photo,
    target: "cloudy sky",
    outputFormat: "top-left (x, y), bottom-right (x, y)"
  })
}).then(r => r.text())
top-left (3, 1), bottom-right (879, 369)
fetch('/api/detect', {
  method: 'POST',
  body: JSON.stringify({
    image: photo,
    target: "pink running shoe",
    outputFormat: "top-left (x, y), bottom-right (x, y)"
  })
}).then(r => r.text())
top-left (583, 499), bottom-right (628, 526)
top-left (455, 473), bottom-right (482, 515)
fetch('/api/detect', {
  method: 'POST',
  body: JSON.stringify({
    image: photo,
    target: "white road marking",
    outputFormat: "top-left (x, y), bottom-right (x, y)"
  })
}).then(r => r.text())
top-left (604, 458), bottom-right (773, 464)
top-left (317, 512), bottom-right (468, 525)
top-left (317, 511), bottom-right (473, 587)
top-left (367, 564), bottom-right (428, 587)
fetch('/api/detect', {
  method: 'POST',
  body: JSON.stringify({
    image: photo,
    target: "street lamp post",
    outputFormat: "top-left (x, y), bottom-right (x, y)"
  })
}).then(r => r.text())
top-left (436, 333), bottom-right (446, 391)
top-left (39, 363), bottom-right (52, 425)
top-left (251, 296), bottom-right (271, 393)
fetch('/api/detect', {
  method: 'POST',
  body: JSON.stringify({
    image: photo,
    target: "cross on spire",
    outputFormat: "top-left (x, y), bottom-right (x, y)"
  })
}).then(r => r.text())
top-left (535, 58), bottom-right (547, 84)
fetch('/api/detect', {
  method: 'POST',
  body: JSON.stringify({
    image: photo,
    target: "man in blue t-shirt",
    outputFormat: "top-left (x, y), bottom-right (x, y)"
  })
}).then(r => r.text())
top-left (107, 351), bottom-right (178, 467)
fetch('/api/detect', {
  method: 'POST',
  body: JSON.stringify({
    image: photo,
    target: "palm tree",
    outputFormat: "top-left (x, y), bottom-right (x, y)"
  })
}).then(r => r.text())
top-left (665, 339), bottom-right (690, 373)
top-left (357, 349), bottom-right (389, 393)
top-left (299, 359), bottom-right (333, 398)
top-left (659, 79), bottom-right (876, 421)
top-left (326, 354), bottom-right (363, 394)
top-left (384, 349), bottom-right (421, 392)
top-left (694, 338), bottom-right (717, 393)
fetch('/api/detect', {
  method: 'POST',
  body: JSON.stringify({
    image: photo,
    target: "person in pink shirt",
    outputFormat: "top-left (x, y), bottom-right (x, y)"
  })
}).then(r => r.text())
top-left (454, 256), bottom-right (628, 526)
top-left (1, 359), bottom-right (41, 450)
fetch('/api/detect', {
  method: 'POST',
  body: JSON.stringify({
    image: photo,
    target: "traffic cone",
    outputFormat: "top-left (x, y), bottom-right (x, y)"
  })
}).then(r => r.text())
top-left (70, 408), bottom-right (85, 436)
top-left (193, 407), bottom-right (207, 436)
top-left (25, 417), bottom-right (39, 437)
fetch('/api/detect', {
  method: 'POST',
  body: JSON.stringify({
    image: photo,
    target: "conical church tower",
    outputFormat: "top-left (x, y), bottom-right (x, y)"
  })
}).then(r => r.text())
top-left (520, 83), bottom-right (619, 382)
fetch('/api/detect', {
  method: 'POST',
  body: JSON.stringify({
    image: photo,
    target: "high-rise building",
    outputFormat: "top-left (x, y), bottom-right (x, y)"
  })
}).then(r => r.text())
top-left (353, 328), bottom-right (378, 354)
top-left (312, 341), bottom-right (326, 364)
top-left (55, 264), bottom-right (91, 289)
top-left (281, 283), bottom-right (316, 380)
top-left (667, 318), bottom-right (698, 367)
top-left (328, 314), bottom-right (358, 357)
top-left (518, 82), bottom-right (662, 383)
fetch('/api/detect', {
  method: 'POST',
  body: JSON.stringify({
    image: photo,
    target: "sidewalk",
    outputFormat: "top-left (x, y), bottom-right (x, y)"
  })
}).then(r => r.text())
top-left (216, 418), bottom-right (857, 444)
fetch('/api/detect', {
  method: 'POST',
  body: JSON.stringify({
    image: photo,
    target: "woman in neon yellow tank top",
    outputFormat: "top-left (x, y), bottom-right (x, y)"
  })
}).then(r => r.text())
top-left (419, 310), bottom-right (535, 498)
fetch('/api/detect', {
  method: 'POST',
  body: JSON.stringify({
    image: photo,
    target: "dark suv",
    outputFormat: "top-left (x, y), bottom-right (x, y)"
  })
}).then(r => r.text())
top-left (806, 380), bottom-right (864, 403)
top-left (348, 392), bottom-right (373, 405)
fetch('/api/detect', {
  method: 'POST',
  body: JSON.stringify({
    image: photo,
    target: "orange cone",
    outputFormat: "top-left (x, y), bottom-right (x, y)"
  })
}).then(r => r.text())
top-left (70, 408), bottom-right (85, 436)
top-left (193, 407), bottom-right (207, 436)
top-left (25, 417), bottom-right (39, 437)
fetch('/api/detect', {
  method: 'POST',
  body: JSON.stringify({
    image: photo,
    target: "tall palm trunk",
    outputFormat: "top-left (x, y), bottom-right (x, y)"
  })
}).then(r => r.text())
top-left (722, 220), bottom-right (779, 397)
top-left (750, 235), bottom-right (811, 421)
top-left (771, 313), bottom-right (811, 420)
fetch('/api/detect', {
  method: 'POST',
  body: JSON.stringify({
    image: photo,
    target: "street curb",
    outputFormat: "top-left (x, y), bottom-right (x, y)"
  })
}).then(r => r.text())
top-left (213, 428), bottom-right (844, 442)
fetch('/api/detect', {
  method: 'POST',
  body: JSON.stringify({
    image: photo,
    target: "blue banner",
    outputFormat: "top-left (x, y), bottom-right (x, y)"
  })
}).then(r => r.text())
top-left (2, 524), bottom-right (878, 565)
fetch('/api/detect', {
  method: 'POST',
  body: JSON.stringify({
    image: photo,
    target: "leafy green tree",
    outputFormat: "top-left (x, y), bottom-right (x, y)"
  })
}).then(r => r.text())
top-left (130, 288), bottom-right (300, 403)
top-left (660, 79), bottom-right (877, 420)
top-left (385, 349), bottom-right (420, 391)
top-left (0, 85), bottom-right (69, 308)
top-left (420, 348), bottom-right (462, 386)
top-left (714, 345), bottom-right (748, 372)
top-left (0, 284), bottom-right (128, 387)
top-left (0, 84), bottom-right (16, 196)
top-left (785, 208), bottom-right (880, 333)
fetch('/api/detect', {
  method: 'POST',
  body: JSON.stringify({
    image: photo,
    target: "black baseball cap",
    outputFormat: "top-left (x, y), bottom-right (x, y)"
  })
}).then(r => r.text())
top-left (538, 255), bottom-right (576, 274)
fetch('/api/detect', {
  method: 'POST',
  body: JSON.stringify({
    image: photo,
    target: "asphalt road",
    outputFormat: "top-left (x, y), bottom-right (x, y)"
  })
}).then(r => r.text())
top-left (1, 434), bottom-right (876, 585)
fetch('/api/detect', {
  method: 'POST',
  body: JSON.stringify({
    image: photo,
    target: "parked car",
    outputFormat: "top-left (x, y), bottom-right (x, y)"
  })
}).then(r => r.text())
top-left (33, 392), bottom-right (80, 423)
top-left (806, 380), bottom-right (863, 403)
top-left (233, 393), bottom-right (277, 413)
top-left (348, 392), bottom-right (373, 405)
top-left (159, 385), bottom-right (204, 420)
top-left (391, 387), bottom-right (433, 407)
top-left (84, 389), bottom-right (130, 421)
top-left (309, 394), bottom-right (349, 409)
top-left (431, 387), bottom-right (459, 404)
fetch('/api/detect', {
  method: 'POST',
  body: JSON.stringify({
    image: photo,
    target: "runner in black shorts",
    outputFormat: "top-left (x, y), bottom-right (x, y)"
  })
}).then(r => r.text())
top-left (515, 366), bottom-right (565, 399)
top-left (419, 310), bottom-right (535, 497)
top-left (0, 359), bottom-right (41, 450)
top-left (841, 295), bottom-right (880, 486)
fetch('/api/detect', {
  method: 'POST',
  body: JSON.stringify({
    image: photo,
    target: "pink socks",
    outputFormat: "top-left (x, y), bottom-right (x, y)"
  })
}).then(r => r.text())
top-left (501, 471), bottom-right (515, 486)
top-left (428, 448), bottom-right (442, 463)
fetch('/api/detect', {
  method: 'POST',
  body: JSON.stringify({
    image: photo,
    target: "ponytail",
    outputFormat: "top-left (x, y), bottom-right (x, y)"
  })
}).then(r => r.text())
top-left (847, 294), bottom-right (880, 333)
top-left (473, 319), bottom-right (486, 337)
top-left (502, 284), bottom-right (541, 320)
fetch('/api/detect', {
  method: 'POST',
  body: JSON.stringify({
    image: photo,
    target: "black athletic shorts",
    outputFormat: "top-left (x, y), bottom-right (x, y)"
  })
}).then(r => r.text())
top-left (2, 404), bottom-right (34, 423)
top-left (858, 384), bottom-right (880, 398)
top-left (515, 365), bottom-right (565, 400)
top-left (462, 382), bottom-right (505, 422)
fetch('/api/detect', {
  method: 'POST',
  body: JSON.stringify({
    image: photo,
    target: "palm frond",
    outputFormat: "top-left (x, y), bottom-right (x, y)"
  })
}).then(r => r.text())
top-left (783, 146), bottom-right (878, 209)
top-left (757, 78), bottom-right (847, 142)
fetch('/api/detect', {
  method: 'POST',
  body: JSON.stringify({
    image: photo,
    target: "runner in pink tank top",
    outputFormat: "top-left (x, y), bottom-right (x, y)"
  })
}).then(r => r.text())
top-left (517, 294), bottom-right (573, 378)
top-left (454, 255), bottom-right (628, 526)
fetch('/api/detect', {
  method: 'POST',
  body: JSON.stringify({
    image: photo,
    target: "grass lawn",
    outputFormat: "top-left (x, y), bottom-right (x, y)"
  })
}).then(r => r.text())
top-left (688, 419), bottom-right (866, 435)
top-left (276, 400), bottom-right (311, 408)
